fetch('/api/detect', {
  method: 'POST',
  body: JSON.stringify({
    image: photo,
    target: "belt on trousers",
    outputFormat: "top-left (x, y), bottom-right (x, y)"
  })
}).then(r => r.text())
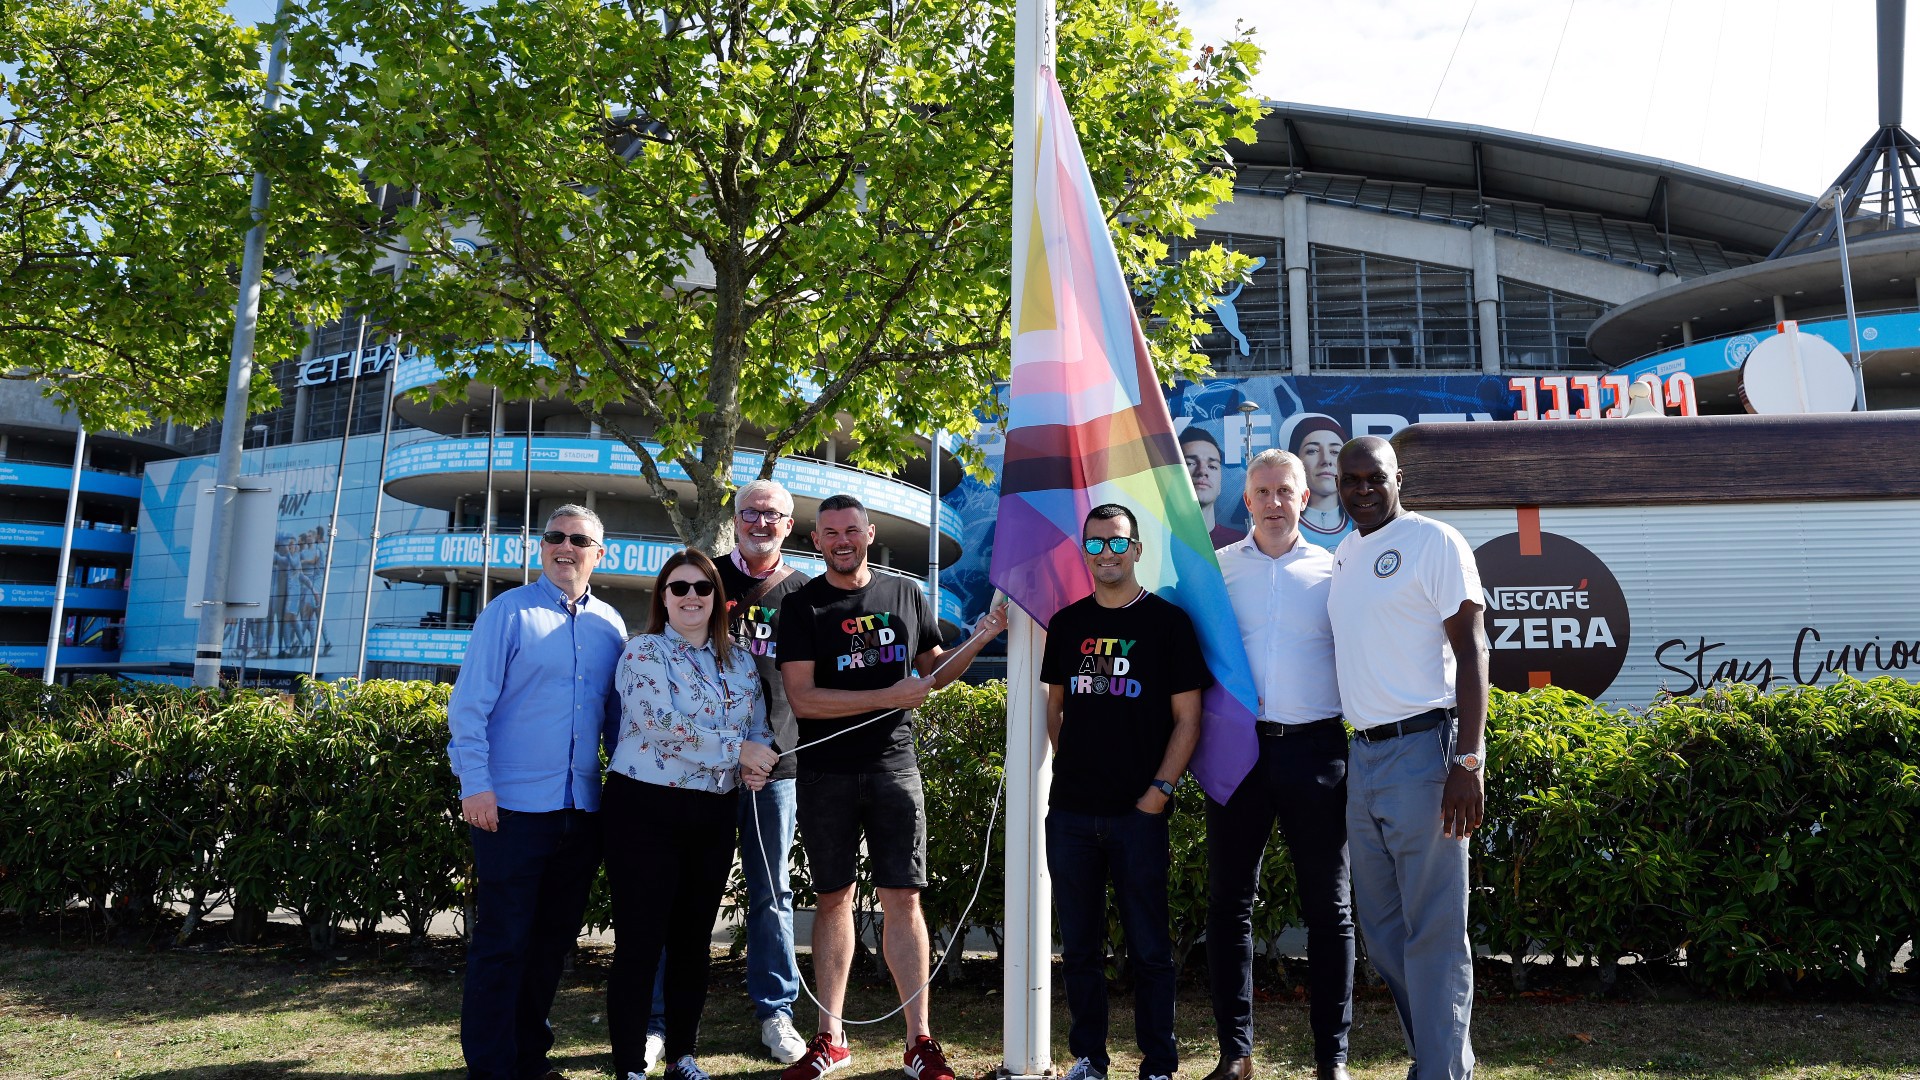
top-left (1255, 715), bottom-right (1344, 737)
top-left (1351, 706), bottom-right (1452, 744)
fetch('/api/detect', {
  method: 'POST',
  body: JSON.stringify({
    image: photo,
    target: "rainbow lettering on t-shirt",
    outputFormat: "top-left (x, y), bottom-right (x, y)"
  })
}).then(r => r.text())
top-left (834, 611), bottom-right (911, 671)
top-left (1070, 636), bottom-right (1142, 697)
top-left (735, 604), bottom-right (780, 658)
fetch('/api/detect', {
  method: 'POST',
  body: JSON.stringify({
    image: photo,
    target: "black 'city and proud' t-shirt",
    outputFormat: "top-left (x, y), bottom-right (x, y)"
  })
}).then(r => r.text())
top-left (1039, 591), bottom-right (1212, 816)
top-left (717, 556), bottom-right (812, 782)
top-left (776, 573), bottom-right (936, 773)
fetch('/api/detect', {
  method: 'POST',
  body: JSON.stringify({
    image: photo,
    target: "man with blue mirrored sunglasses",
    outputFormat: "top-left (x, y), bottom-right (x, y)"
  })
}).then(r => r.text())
top-left (1039, 503), bottom-right (1211, 1080)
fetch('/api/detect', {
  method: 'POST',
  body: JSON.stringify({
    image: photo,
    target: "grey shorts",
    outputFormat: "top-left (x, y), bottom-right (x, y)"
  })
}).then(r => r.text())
top-left (794, 767), bottom-right (928, 893)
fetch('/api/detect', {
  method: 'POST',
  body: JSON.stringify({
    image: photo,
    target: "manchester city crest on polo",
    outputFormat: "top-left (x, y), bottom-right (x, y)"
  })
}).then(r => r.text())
top-left (1373, 550), bottom-right (1402, 578)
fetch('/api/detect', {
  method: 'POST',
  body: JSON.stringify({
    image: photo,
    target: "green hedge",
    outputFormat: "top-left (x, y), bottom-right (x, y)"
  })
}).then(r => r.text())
top-left (1, 673), bottom-right (1915, 995)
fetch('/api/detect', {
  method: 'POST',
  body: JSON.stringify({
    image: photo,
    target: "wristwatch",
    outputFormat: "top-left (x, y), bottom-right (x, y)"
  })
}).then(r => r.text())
top-left (1149, 778), bottom-right (1179, 797)
top-left (1452, 749), bottom-right (1485, 772)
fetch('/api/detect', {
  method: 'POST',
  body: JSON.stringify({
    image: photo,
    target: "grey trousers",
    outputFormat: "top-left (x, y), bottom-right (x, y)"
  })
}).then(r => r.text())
top-left (1346, 716), bottom-right (1474, 1080)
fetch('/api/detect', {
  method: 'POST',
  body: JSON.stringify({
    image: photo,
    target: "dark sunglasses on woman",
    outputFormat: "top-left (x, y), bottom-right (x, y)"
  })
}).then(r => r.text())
top-left (664, 580), bottom-right (716, 597)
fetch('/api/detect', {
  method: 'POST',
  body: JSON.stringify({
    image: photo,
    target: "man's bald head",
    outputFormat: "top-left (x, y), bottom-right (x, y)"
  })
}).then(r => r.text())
top-left (1337, 435), bottom-right (1395, 470)
top-left (1336, 435), bottom-right (1405, 536)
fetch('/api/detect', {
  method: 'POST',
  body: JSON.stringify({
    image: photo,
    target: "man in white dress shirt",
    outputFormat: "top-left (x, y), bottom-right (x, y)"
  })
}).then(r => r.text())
top-left (1204, 449), bottom-right (1354, 1080)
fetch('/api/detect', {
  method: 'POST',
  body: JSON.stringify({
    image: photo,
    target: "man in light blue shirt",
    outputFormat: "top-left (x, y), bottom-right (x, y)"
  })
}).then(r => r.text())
top-left (448, 504), bottom-right (628, 1080)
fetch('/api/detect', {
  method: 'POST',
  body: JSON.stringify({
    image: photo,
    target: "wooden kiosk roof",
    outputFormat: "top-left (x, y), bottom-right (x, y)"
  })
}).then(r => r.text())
top-left (1392, 411), bottom-right (1920, 510)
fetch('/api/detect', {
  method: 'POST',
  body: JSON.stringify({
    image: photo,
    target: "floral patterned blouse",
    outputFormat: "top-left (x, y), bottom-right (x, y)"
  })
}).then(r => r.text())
top-left (609, 625), bottom-right (771, 793)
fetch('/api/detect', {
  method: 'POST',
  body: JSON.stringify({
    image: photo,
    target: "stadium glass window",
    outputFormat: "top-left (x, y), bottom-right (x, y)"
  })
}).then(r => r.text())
top-left (1163, 233), bottom-right (1288, 374)
top-left (1498, 280), bottom-right (1608, 371)
top-left (1309, 246), bottom-right (1475, 371)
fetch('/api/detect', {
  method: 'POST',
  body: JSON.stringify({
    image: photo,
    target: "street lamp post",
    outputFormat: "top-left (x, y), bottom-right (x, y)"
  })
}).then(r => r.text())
top-left (1820, 186), bottom-right (1871, 412)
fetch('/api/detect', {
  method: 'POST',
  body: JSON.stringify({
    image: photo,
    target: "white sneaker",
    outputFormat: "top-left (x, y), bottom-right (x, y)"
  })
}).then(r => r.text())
top-left (644, 1032), bottom-right (666, 1074)
top-left (1062, 1059), bottom-right (1107, 1080)
top-left (763, 1013), bottom-right (808, 1064)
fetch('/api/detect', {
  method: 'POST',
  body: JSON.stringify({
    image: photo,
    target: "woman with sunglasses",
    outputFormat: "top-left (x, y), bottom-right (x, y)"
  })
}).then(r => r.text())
top-left (605, 550), bottom-right (781, 1080)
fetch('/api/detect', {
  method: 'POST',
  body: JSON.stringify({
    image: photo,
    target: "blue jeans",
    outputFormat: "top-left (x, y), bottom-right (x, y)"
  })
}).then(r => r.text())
top-left (1348, 714), bottom-right (1474, 1080)
top-left (1046, 808), bottom-right (1177, 1079)
top-left (645, 778), bottom-right (799, 1036)
top-left (463, 808), bottom-right (601, 1080)
top-left (739, 777), bottom-right (800, 1020)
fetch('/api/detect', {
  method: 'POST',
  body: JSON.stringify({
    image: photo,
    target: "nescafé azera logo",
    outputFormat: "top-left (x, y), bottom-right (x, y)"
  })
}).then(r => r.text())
top-left (1471, 531), bottom-right (1631, 698)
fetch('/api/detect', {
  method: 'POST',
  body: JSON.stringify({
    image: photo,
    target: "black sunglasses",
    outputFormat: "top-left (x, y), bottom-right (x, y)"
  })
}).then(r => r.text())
top-left (1082, 537), bottom-right (1136, 555)
top-left (542, 530), bottom-right (599, 548)
top-left (664, 580), bottom-right (716, 597)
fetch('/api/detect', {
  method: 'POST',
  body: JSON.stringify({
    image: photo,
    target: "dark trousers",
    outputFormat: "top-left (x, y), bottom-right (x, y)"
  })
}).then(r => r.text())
top-left (1047, 807), bottom-right (1178, 1079)
top-left (603, 773), bottom-right (739, 1077)
top-left (462, 807), bottom-right (603, 1080)
top-left (1205, 722), bottom-right (1355, 1066)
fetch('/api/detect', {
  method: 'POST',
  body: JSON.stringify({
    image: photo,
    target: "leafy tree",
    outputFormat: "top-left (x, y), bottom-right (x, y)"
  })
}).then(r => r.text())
top-left (279, 0), bottom-right (1262, 551)
top-left (0, 0), bottom-right (330, 432)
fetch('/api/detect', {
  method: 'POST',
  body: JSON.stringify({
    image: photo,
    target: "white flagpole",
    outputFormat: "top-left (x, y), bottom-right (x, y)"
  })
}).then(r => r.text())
top-left (1004, 0), bottom-right (1054, 1073)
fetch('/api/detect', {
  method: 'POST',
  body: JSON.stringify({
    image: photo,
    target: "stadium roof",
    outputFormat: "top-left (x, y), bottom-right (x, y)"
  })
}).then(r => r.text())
top-left (1236, 102), bottom-right (1814, 256)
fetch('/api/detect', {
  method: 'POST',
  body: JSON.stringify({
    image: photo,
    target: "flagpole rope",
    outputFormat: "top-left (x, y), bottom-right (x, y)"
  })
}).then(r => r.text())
top-left (744, 607), bottom-right (1012, 1028)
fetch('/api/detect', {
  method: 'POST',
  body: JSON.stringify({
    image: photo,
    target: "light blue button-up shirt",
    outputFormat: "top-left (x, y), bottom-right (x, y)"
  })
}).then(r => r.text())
top-left (446, 575), bottom-right (628, 812)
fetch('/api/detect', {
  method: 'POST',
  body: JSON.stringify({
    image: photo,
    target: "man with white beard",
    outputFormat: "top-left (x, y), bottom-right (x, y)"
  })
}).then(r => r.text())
top-left (717, 479), bottom-right (812, 1065)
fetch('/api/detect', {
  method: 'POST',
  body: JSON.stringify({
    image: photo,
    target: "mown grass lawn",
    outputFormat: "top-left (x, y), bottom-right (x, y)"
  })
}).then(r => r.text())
top-left (0, 926), bottom-right (1915, 1080)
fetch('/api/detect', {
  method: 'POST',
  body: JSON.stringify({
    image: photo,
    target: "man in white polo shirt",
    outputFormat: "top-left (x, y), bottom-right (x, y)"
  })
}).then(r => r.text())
top-left (1204, 449), bottom-right (1353, 1080)
top-left (1326, 435), bottom-right (1487, 1080)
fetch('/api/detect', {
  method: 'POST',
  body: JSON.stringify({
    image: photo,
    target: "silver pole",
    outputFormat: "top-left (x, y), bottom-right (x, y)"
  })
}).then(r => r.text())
top-left (1827, 187), bottom-right (1871, 411)
top-left (310, 310), bottom-right (372, 679)
top-left (42, 427), bottom-right (86, 686)
top-left (522, 337), bottom-right (535, 585)
top-left (354, 192), bottom-right (419, 681)
top-left (480, 387), bottom-right (499, 608)
top-left (353, 336), bottom-right (400, 682)
top-left (192, 2), bottom-right (290, 687)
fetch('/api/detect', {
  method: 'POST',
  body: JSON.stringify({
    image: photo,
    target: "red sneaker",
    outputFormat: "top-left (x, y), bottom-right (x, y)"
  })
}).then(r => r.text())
top-left (782, 1033), bottom-right (851, 1080)
top-left (904, 1036), bottom-right (955, 1080)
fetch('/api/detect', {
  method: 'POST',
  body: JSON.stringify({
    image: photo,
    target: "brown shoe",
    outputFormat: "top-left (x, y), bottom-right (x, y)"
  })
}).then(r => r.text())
top-left (1316, 1065), bottom-right (1350, 1080)
top-left (1200, 1058), bottom-right (1252, 1080)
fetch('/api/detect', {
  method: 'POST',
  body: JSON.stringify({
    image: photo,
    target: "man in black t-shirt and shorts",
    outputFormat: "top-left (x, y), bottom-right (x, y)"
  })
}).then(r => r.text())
top-left (776, 494), bottom-right (1007, 1080)
top-left (1039, 503), bottom-right (1210, 1080)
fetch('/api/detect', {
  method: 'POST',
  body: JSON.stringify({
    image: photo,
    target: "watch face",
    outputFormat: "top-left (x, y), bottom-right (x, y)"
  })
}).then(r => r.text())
top-left (1456, 753), bottom-right (1482, 770)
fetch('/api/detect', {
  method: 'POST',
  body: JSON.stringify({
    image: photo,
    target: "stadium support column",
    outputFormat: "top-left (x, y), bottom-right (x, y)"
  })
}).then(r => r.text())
top-left (1284, 194), bottom-right (1310, 376)
top-left (1472, 224), bottom-right (1500, 373)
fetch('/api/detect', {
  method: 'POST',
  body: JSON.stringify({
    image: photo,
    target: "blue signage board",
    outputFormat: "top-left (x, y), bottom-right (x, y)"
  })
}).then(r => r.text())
top-left (1614, 311), bottom-right (1920, 385)
top-left (0, 463), bottom-right (139, 500)
top-left (0, 522), bottom-right (135, 555)
top-left (0, 583), bottom-right (125, 610)
top-left (376, 530), bottom-right (683, 581)
top-left (385, 437), bottom-right (955, 537)
top-left (0, 645), bottom-right (116, 670)
top-left (366, 625), bottom-right (472, 666)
